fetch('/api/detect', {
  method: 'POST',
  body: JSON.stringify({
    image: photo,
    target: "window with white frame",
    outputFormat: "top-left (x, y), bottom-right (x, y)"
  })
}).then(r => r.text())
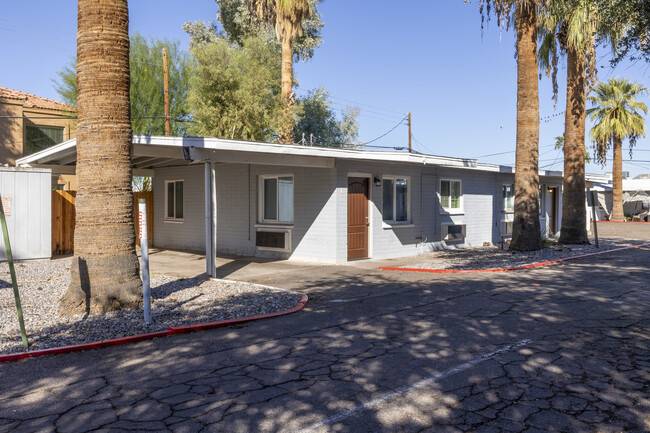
top-left (260, 175), bottom-right (294, 223)
top-left (503, 184), bottom-right (514, 211)
top-left (440, 179), bottom-right (462, 212)
top-left (165, 180), bottom-right (184, 221)
top-left (382, 176), bottom-right (409, 223)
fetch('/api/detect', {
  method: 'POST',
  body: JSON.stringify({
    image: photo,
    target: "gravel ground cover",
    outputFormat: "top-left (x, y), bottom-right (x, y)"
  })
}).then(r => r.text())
top-left (400, 237), bottom-right (646, 271)
top-left (0, 258), bottom-right (302, 356)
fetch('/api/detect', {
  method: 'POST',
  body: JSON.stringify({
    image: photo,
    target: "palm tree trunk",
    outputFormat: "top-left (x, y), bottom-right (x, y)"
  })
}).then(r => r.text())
top-left (558, 45), bottom-right (589, 244)
top-left (611, 136), bottom-right (625, 221)
top-left (510, 0), bottom-right (542, 252)
top-left (60, 0), bottom-right (142, 315)
top-left (279, 33), bottom-right (295, 144)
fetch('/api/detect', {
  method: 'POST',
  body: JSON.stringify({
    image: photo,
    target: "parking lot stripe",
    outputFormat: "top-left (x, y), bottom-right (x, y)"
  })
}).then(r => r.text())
top-left (293, 339), bottom-right (532, 433)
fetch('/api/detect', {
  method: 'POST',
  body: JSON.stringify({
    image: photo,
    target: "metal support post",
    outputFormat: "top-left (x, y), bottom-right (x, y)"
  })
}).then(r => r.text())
top-left (139, 199), bottom-right (152, 323)
top-left (0, 202), bottom-right (28, 348)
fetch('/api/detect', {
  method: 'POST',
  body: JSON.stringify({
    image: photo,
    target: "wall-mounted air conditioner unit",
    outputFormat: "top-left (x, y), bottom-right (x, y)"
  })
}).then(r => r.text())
top-left (441, 223), bottom-right (466, 241)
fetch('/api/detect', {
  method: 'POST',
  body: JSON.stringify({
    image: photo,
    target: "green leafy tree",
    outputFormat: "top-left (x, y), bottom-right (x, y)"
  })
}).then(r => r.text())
top-left (183, 0), bottom-right (322, 60)
top-left (598, 0), bottom-right (650, 64)
top-left (133, 177), bottom-right (152, 192)
top-left (587, 78), bottom-right (648, 221)
top-left (54, 33), bottom-right (191, 136)
top-left (295, 88), bottom-right (360, 147)
top-left (188, 36), bottom-right (282, 141)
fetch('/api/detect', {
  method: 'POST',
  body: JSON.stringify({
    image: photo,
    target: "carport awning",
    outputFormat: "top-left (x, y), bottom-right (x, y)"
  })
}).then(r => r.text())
top-left (15, 137), bottom-right (189, 176)
top-left (16, 134), bottom-right (492, 176)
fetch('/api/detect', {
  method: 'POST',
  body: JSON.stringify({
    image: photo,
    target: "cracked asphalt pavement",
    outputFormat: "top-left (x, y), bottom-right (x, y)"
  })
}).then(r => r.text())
top-left (1, 227), bottom-right (649, 432)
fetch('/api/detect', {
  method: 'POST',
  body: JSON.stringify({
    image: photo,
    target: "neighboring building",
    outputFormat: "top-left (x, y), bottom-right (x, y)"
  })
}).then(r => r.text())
top-left (590, 174), bottom-right (650, 220)
top-left (0, 87), bottom-right (76, 189)
top-left (18, 136), bottom-right (584, 273)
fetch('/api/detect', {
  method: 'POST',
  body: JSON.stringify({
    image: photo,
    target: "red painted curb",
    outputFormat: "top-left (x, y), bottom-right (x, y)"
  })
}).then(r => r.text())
top-left (379, 243), bottom-right (650, 274)
top-left (0, 293), bottom-right (308, 364)
top-left (596, 220), bottom-right (650, 224)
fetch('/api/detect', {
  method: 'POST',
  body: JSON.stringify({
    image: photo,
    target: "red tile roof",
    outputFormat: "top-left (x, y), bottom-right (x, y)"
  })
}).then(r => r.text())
top-left (0, 87), bottom-right (75, 112)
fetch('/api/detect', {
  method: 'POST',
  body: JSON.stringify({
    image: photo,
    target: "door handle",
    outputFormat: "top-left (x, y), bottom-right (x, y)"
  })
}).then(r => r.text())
top-left (365, 216), bottom-right (369, 226)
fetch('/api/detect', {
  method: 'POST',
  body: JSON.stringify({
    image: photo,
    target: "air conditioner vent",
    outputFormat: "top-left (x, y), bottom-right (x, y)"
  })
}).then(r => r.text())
top-left (441, 223), bottom-right (466, 241)
top-left (256, 231), bottom-right (286, 249)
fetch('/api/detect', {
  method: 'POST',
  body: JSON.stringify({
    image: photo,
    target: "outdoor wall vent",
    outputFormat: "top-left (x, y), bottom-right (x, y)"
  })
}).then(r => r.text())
top-left (441, 223), bottom-right (466, 242)
top-left (255, 229), bottom-right (290, 251)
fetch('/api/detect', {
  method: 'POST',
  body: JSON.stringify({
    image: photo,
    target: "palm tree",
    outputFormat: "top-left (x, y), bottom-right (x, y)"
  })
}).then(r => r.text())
top-left (553, 135), bottom-right (591, 162)
top-left (475, 0), bottom-right (543, 250)
top-left (587, 78), bottom-right (648, 221)
top-left (59, 0), bottom-right (142, 315)
top-left (249, 0), bottom-right (311, 144)
top-left (539, 0), bottom-right (605, 244)
top-left (510, 0), bottom-right (543, 251)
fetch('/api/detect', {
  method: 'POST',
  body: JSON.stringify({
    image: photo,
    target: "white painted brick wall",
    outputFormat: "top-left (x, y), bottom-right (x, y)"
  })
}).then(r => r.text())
top-left (153, 165), bottom-right (206, 252)
top-left (153, 160), bottom-right (566, 263)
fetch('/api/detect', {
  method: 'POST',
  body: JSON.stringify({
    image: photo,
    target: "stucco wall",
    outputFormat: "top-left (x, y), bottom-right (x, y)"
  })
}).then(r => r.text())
top-left (0, 99), bottom-right (76, 166)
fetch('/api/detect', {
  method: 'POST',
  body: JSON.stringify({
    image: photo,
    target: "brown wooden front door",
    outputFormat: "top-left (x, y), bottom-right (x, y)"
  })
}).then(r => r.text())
top-left (348, 177), bottom-right (369, 259)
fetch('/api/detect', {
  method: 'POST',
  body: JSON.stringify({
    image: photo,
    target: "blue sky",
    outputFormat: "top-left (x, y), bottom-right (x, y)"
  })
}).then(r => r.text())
top-left (2, 1), bottom-right (649, 177)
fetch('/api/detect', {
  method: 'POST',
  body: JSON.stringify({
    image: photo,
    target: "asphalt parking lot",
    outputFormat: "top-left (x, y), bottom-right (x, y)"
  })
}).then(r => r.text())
top-left (1, 222), bottom-right (649, 432)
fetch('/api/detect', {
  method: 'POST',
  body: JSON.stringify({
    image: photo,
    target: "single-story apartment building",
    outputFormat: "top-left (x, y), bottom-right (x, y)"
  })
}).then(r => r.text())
top-left (18, 135), bottom-right (595, 275)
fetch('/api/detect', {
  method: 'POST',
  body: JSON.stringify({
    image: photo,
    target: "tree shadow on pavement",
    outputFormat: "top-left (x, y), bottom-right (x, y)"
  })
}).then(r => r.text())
top-left (0, 247), bottom-right (649, 432)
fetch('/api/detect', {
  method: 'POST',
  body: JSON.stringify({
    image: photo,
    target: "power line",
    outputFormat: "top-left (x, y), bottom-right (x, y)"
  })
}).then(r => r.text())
top-left (0, 37), bottom-right (72, 53)
top-left (0, 26), bottom-right (74, 44)
top-left (410, 133), bottom-right (436, 155)
top-left (294, 86), bottom-right (407, 117)
top-left (0, 18), bottom-right (76, 36)
top-left (358, 115), bottom-right (408, 147)
top-left (540, 110), bottom-right (565, 122)
top-left (475, 150), bottom-right (514, 158)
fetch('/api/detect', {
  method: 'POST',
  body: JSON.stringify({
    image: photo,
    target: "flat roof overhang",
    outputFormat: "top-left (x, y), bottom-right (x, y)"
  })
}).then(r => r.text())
top-left (16, 134), bottom-right (566, 179)
top-left (17, 135), bottom-right (483, 175)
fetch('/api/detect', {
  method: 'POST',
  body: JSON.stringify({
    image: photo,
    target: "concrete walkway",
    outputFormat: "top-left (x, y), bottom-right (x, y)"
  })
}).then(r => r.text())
top-left (146, 220), bottom-right (649, 282)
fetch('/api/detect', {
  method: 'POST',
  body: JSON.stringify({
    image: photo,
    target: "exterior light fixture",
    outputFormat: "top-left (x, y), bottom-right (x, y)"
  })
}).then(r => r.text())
top-left (374, 176), bottom-right (382, 186)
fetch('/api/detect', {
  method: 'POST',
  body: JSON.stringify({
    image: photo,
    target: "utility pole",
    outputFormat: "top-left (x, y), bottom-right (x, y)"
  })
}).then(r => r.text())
top-left (408, 112), bottom-right (412, 153)
top-left (163, 47), bottom-right (170, 136)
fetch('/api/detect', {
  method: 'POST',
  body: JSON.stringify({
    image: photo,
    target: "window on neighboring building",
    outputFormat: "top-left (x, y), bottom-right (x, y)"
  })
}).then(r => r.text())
top-left (503, 184), bottom-right (514, 211)
top-left (261, 175), bottom-right (293, 223)
top-left (440, 179), bottom-right (462, 211)
top-left (383, 176), bottom-right (409, 223)
top-left (165, 180), bottom-right (184, 221)
top-left (24, 125), bottom-right (64, 156)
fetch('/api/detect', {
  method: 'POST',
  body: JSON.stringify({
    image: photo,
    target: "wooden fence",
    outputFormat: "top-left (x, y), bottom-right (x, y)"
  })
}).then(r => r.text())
top-left (52, 190), bottom-right (76, 255)
top-left (52, 190), bottom-right (153, 255)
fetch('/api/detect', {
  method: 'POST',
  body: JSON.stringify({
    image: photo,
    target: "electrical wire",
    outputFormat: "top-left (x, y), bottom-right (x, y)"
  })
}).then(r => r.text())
top-left (357, 115), bottom-right (408, 147)
top-left (295, 86), bottom-right (407, 117)
top-left (0, 18), bottom-right (75, 36)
